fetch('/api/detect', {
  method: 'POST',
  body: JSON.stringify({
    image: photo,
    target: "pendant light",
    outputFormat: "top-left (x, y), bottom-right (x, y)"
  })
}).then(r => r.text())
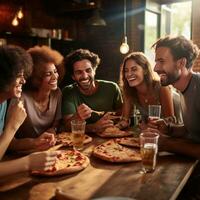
top-left (120, 0), bottom-right (129, 54)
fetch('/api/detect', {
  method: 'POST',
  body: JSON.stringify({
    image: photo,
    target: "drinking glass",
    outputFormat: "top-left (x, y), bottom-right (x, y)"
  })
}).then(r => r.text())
top-left (71, 120), bottom-right (86, 151)
top-left (148, 105), bottom-right (161, 120)
top-left (140, 132), bottom-right (159, 173)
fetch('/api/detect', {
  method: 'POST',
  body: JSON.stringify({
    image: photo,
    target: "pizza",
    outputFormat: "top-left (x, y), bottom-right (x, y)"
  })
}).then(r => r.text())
top-left (115, 137), bottom-right (140, 148)
top-left (56, 132), bottom-right (92, 146)
top-left (97, 126), bottom-right (133, 138)
top-left (31, 150), bottom-right (89, 176)
top-left (93, 140), bottom-right (141, 162)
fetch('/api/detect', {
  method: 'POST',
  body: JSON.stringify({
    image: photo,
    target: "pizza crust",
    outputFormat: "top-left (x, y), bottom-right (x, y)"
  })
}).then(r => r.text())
top-left (93, 140), bottom-right (141, 162)
top-left (97, 126), bottom-right (133, 138)
top-left (115, 137), bottom-right (140, 148)
top-left (31, 150), bottom-right (90, 176)
top-left (56, 132), bottom-right (92, 146)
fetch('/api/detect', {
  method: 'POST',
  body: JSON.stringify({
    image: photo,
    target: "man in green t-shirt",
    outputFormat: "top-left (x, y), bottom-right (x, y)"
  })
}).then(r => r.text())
top-left (62, 49), bottom-right (123, 133)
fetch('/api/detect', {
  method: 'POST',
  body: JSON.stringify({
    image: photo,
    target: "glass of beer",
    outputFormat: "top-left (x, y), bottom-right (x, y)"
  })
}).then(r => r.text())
top-left (140, 132), bottom-right (159, 173)
top-left (71, 120), bottom-right (86, 151)
top-left (148, 105), bottom-right (161, 120)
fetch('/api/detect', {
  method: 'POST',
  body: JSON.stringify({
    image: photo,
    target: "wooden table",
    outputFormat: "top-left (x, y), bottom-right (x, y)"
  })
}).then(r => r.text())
top-left (0, 137), bottom-right (197, 200)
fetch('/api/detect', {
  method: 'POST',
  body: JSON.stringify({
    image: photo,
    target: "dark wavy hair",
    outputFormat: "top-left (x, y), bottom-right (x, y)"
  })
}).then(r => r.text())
top-left (119, 51), bottom-right (158, 102)
top-left (24, 45), bottom-right (64, 91)
top-left (152, 35), bottom-right (199, 69)
top-left (63, 49), bottom-right (100, 77)
top-left (0, 45), bottom-right (33, 92)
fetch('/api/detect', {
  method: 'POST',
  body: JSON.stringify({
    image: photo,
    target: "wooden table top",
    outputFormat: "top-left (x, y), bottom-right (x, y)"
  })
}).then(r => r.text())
top-left (0, 136), bottom-right (197, 200)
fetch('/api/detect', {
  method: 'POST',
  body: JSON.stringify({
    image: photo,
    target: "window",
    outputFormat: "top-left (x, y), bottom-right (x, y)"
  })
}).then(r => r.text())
top-left (144, 11), bottom-right (159, 60)
top-left (161, 1), bottom-right (192, 39)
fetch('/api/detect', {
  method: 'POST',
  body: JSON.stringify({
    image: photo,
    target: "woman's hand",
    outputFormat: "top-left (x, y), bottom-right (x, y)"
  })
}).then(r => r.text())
top-left (27, 151), bottom-right (60, 171)
top-left (6, 100), bottom-right (27, 132)
top-left (33, 132), bottom-right (56, 151)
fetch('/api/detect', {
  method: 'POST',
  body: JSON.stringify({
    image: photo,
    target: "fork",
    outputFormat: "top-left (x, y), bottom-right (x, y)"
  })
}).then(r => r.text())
top-left (92, 110), bottom-right (105, 116)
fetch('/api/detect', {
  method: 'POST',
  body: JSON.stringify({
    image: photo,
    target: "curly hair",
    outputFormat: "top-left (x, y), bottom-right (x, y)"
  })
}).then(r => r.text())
top-left (63, 49), bottom-right (100, 77)
top-left (152, 35), bottom-right (200, 69)
top-left (0, 45), bottom-right (33, 92)
top-left (119, 52), bottom-right (158, 102)
top-left (25, 45), bottom-right (64, 91)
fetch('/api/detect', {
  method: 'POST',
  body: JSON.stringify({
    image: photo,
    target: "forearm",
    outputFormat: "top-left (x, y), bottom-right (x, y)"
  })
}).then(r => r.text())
top-left (0, 126), bottom-right (18, 160)
top-left (9, 138), bottom-right (37, 151)
top-left (0, 156), bottom-right (29, 177)
top-left (160, 137), bottom-right (200, 159)
top-left (168, 124), bottom-right (188, 137)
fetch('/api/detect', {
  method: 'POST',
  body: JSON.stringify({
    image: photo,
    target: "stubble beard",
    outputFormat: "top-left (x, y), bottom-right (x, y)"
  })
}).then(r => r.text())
top-left (160, 71), bottom-right (180, 86)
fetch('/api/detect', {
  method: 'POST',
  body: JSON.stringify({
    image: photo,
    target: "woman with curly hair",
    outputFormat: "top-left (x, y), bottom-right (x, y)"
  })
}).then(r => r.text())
top-left (8, 45), bottom-right (64, 152)
top-left (0, 45), bottom-right (59, 177)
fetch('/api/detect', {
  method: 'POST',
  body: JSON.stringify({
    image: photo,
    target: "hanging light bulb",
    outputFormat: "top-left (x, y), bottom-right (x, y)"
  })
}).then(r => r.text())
top-left (17, 7), bottom-right (23, 19)
top-left (12, 17), bottom-right (19, 26)
top-left (120, 0), bottom-right (129, 54)
top-left (120, 36), bottom-right (129, 54)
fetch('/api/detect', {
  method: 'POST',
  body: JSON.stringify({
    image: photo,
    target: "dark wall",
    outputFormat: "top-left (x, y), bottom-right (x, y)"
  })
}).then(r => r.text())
top-left (0, 0), bottom-right (134, 84)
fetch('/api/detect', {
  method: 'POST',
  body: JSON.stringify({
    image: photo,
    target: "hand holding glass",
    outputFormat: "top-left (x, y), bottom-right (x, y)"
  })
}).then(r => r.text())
top-left (140, 132), bottom-right (159, 173)
top-left (71, 120), bottom-right (86, 151)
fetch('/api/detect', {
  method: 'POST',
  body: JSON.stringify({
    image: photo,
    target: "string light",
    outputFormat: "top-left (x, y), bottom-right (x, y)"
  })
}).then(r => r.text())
top-left (120, 0), bottom-right (129, 54)
top-left (17, 7), bottom-right (23, 19)
top-left (12, 17), bottom-right (19, 26)
top-left (120, 36), bottom-right (129, 54)
top-left (11, 7), bottom-right (24, 26)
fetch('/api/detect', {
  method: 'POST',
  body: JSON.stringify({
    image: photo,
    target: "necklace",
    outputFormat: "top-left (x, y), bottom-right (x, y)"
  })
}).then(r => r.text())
top-left (33, 97), bottom-right (50, 113)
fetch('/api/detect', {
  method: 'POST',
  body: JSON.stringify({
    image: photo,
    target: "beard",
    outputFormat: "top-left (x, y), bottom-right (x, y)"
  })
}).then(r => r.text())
top-left (160, 70), bottom-right (180, 86)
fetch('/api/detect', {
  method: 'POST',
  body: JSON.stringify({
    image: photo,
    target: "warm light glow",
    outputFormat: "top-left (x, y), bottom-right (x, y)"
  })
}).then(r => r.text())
top-left (120, 0), bottom-right (130, 54)
top-left (120, 42), bottom-right (129, 54)
top-left (12, 17), bottom-right (19, 26)
top-left (17, 8), bottom-right (24, 19)
top-left (120, 36), bottom-right (129, 54)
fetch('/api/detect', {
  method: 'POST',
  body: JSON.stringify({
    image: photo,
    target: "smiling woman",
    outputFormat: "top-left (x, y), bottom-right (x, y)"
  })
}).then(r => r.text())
top-left (117, 51), bottom-right (178, 129)
top-left (7, 45), bottom-right (64, 153)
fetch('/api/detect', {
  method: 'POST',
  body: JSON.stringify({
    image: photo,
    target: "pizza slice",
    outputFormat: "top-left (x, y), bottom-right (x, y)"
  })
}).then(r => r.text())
top-left (31, 150), bottom-right (89, 176)
top-left (115, 137), bottom-right (140, 148)
top-left (93, 140), bottom-right (141, 162)
top-left (97, 126), bottom-right (133, 138)
top-left (56, 132), bottom-right (92, 146)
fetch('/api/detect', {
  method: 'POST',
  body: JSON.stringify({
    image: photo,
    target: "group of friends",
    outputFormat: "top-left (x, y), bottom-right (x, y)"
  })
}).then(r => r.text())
top-left (0, 35), bottom-right (200, 198)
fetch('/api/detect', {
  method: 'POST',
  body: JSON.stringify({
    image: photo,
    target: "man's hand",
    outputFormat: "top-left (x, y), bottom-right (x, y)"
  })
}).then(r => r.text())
top-left (93, 114), bottom-right (114, 132)
top-left (77, 103), bottom-right (92, 120)
top-left (143, 117), bottom-right (169, 135)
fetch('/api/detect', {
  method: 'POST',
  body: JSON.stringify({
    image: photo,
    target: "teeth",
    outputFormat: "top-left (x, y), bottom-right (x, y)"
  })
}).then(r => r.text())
top-left (81, 80), bottom-right (89, 83)
top-left (49, 81), bottom-right (57, 85)
top-left (159, 74), bottom-right (166, 78)
top-left (128, 77), bottom-right (136, 81)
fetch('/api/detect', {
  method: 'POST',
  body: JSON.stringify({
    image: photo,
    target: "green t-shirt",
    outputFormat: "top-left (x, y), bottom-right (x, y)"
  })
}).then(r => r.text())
top-left (62, 80), bottom-right (123, 123)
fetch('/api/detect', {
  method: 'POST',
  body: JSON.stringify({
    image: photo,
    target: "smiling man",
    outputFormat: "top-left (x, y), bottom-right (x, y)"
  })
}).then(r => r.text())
top-left (62, 49), bottom-right (123, 133)
top-left (152, 35), bottom-right (200, 157)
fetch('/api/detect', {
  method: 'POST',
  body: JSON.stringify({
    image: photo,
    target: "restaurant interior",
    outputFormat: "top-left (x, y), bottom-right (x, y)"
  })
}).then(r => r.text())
top-left (0, 1), bottom-right (200, 199)
top-left (1, 0), bottom-right (200, 85)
